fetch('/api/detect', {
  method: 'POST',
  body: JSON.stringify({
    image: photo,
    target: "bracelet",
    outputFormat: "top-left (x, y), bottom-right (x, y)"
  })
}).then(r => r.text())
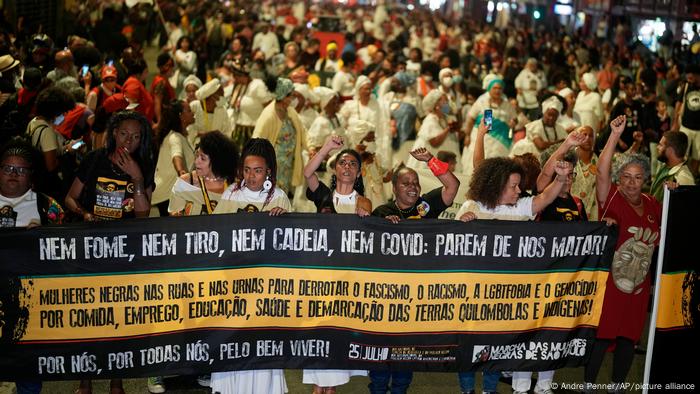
top-left (428, 157), bottom-right (449, 177)
top-left (133, 179), bottom-right (145, 195)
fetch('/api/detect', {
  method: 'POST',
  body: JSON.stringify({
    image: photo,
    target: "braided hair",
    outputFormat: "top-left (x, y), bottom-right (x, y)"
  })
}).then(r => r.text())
top-left (238, 138), bottom-right (277, 207)
top-left (0, 137), bottom-right (44, 190)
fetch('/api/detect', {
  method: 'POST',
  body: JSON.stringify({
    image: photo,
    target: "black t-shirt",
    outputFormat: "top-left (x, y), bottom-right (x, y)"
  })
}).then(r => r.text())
top-left (680, 82), bottom-right (700, 130)
top-left (372, 187), bottom-right (448, 220)
top-left (77, 149), bottom-right (153, 220)
top-left (306, 182), bottom-right (336, 213)
top-left (537, 194), bottom-right (587, 222)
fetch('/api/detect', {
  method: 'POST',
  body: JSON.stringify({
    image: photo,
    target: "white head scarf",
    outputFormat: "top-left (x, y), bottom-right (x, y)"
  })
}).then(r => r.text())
top-left (582, 73), bottom-right (597, 90)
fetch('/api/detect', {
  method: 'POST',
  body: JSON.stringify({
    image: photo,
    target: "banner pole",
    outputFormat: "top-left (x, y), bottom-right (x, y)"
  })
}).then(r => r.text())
top-left (642, 186), bottom-right (670, 394)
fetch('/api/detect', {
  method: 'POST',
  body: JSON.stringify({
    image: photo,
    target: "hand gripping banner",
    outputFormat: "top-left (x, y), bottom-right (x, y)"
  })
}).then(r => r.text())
top-left (0, 213), bottom-right (615, 380)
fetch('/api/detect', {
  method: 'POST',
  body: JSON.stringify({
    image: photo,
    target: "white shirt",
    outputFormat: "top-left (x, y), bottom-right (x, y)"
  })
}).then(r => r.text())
top-left (0, 189), bottom-right (41, 228)
top-left (233, 79), bottom-right (273, 127)
top-left (333, 190), bottom-right (358, 214)
top-left (515, 68), bottom-right (545, 109)
top-left (407, 113), bottom-right (460, 169)
top-left (189, 99), bottom-right (233, 145)
top-left (307, 114), bottom-right (346, 149)
top-left (339, 98), bottom-right (392, 169)
top-left (152, 131), bottom-right (194, 205)
top-left (456, 197), bottom-right (535, 221)
top-left (331, 70), bottom-right (355, 97)
top-left (214, 186), bottom-right (292, 214)
top-left (252, 31), bottom-right (280, 60)
top-left (573, 91), bottom-right (603, 133)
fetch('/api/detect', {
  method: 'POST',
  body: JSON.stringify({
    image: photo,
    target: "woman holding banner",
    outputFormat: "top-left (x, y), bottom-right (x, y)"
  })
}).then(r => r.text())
top-left (368, 148), bottom-right (459, 393)
top-left (210, 138), bottom-right (289, 394)
top-left (456, 140), bottom-right (575, 394)
top-left (0, 138), bottom-right (64, 394)
top-left (304, 135), bottom-right (371, 216)
top-left (584, 115), bottom-right (661, 392)
top-left (65, 110), bottom-right (154, 394)
top-left (168, 130), bottom-right (237, 216)
top-left (302, 135), bottom-right (370, 392)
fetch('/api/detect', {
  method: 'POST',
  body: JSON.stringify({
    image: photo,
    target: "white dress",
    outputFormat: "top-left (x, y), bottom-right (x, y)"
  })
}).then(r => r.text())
top-left (406, 113), bottom-right (461, 169)
top-left (509, 119), bottom-right (568, 161)
top-left (573, 91), bottom-right (603, 134)
top-left (188, 100), bottom-right (234, 145)
top-left (152, 131), bottom-right (194, 205)
top-left (339, 98), bottom-right (392, 170)
top-left (210, 186), bottom-right (291, 394)
top-left (302, 190), bottom-right (367, 385)
top-left (461, 94), bottom-right (517, 177)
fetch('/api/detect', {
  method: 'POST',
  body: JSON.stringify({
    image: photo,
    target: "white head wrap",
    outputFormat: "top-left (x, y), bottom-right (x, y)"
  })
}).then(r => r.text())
top-left (439, 68), bottom-right (453, 80)
top-left (294, 83), bottom-right (319, 104)
top-left (347, 118), bottom-right (376, 148)
top-left (354, 75), bottom-right (372, 95)
top-left (195, 79), bottom-right (221, 101)
top-left (582, 72), bottom-right (598, 90)
top-left (482, 73), bottom-right (498, 90)
top-left (558, 87), bottom-right (574, 98)
top-left (541, 96), bottom-right (563, 114)
top-left (314, 87), bottom-right (338, 110)
top-left (422, 89), bottom-right (444, 113)
top-left (183, 74), bottom-right (203, 90)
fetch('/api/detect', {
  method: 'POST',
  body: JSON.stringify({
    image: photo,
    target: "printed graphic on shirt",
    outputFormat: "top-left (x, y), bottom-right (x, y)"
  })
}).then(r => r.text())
top-left (94, 177), bottom-right (133, 219)
top-left (0, 205), bottom-right (17, 228)
top-left (557, 207), bottom-right (581, 221)
top-left (238, 204), bottom-right (260, 213)
top-left (686, 90), bottom-right (700, 111)
top-left (612, 226), bottom-right (659, 294)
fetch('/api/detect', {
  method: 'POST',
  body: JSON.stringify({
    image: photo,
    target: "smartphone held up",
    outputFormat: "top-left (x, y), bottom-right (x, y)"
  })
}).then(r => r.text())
top-left (484, 109), bottom-right (493, 132)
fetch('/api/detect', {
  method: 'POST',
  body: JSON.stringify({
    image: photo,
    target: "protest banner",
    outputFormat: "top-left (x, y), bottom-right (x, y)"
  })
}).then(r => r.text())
top-left (0, 214), bottom-right (614, 380)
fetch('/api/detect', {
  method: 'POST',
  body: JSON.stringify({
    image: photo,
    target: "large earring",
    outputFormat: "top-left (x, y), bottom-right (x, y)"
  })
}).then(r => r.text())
top-left (263, 174), bottom-right (272, 192)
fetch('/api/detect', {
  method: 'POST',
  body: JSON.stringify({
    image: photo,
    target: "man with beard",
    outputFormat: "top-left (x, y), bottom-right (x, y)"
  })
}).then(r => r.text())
top-left (650, 131), bottom-right (695, 202)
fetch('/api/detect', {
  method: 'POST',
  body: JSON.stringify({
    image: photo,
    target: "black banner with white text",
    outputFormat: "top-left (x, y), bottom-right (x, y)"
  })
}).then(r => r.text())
top-left (0, 214), bottom-right (615, 380)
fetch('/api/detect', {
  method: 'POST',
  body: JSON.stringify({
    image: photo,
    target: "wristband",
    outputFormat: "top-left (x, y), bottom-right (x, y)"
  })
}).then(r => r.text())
top-left (428, 157), bottom-right (449, 177)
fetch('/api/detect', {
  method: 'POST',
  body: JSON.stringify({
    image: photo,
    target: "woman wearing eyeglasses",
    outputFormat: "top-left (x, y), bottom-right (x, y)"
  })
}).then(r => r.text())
top-left (0, 137), bottom-right (64, 394)
top-left (0, 137), bottom-right (64, 228)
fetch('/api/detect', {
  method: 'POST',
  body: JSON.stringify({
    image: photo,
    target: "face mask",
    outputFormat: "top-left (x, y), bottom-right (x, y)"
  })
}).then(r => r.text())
top-left (440, 103), bottom-right (451, 115)
top-left (53, 114), bottom-right (65, 125)
top-left (442, 77), bottom-right (454, 88)
top-left (424, 75), bottom-right (433, 83)
top-left (290, 98), bottom-right (299, 109)
top-left (453, 75), bottom-right (464, 84)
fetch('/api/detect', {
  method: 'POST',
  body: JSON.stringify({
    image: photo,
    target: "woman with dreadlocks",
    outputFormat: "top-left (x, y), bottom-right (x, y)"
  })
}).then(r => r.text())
top-left (214, 137), bottom-right (290, 216)
top-left (209, 138), bottom-right (289, 394)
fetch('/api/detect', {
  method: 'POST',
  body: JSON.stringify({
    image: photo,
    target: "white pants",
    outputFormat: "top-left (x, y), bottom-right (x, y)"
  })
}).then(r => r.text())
top-left (512, 370), bottom-right (554, 392)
